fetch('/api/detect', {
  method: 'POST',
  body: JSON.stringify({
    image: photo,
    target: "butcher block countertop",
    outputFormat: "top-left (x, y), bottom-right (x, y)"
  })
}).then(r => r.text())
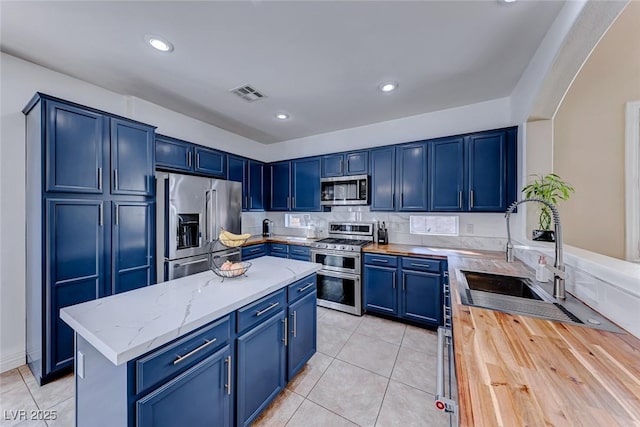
top-left (367, 244), bottom-right (640, 426)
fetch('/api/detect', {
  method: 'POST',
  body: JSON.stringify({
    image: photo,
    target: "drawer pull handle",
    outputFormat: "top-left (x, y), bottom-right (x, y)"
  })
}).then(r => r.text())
top-left (297, 283), bottom-right (315, 293)
top-left (411, 263), bottom-right (430, 268)
top-left (249, 248), bottom-right (261, 253)
top-left (272, 247), bottom-right (284, 251)
top-left (173, 338), bottom-right (217, 365)
top-left (256, 302), bottom-right (279, 317)
top-left (225, 355), bottom-right (232, 395)
top-left (283, 317), bottom-right (288, 346)
top-left (371, 258), bottom-right (389, 263)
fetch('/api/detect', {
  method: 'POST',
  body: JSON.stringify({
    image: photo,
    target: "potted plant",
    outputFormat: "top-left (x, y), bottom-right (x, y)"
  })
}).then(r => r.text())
top-left (522, 173), bottom-right (575, 242)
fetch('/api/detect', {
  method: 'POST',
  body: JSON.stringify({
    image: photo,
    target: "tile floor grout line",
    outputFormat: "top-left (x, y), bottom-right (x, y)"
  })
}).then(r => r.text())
top-left (372, 377), bottom-right (392, 427)
top-left (17, 366), bottom-right (43, 411)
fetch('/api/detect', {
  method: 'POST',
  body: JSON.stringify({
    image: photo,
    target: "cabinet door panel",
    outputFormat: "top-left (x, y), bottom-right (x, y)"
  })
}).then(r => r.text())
top-left (400, 270), bottom-right (441, 325)
top-left (288, 291), bottom-right (317, 380)
top-left (136, 346), bottom-right (232, 427)
top-left (46, 199), bottom-right (105, 372)
top-left (429, 137), bottom-right (464, 211)
top-left (195, 147), bottom-right (226, 177)
top-left (396, 143), bottom-right (428, 211)
top-left (363, 265), bottom-right (397, 315)
top-left (45, 101), bottom-right (105, 194)
top-left (237, 312), bottom-right (286, 427)
top-left (155, 136), bottom-right (193, 172)
top-left (467, 131), bottom-right (507, 212)
top-left (110, 118), bottom-right (154, 196)
top-left (248, 160), bottom-right (265, 211)
top-left (345, 151), bottom-right (368, 175)
top-left (270, 162), bottom-right (291, 211)
top-left (321, 154), bottom-right (344, 177)
top-left (370, 147), bottom-right (396, 211)
top-left (292, 158), bottom-right (321, 211)
top-left (112, 201), bottom-right (154, 294)
top-left (228, 155), bottom-right (248, 210)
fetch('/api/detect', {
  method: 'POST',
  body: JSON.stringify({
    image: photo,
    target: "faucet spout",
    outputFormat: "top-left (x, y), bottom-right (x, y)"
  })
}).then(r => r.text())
top-left (504, 198), bottom-right (565, 300)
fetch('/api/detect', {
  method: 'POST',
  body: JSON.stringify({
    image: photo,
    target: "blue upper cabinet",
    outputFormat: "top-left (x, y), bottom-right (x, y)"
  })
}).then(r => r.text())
top-left (194, 146), bottom-right (226, 178)
top-left (248, 160), bottom-right (265, 211)
top-left (321, 151), bottom-right (368, 177)
top-left (269, 161), bottom-right (291, 211)
top-left (45, 100), bottom-right (106, 194)
top-left (155, 135), bottom-right (194, 172)
top-left (370, 146), bottom-right (396, 211)
top-left (110, 118), bottom-right (155, 197)
top-left (228, 155), bottom-right (248, 210)
top-left (429, 137), bottom-right (465, 211)
top-left (467, 128), bottom-right (515, 212)
top-left (396, 142), bottom-right (428, 211)
top-left (111, 201), bottom-right (155, 294)
top-left (291, 157), bottom-right (321, 212)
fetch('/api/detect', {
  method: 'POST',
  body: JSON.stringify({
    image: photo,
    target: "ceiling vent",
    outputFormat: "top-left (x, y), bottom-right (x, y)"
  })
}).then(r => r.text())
top-left (230, 85), bottom-right (266, 102)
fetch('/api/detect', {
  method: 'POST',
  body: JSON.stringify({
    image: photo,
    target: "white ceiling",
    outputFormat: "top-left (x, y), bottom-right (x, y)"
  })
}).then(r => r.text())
top-left (1, 1), bottom-right (565, 144)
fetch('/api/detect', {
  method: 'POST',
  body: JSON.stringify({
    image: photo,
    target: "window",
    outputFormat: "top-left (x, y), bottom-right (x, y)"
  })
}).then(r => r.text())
top-left (285, 213), bottom-right (312, 228)
top-left (625, 101), bottom-right (640, 262)
top-left (409, 215), bottom-right (459, 236)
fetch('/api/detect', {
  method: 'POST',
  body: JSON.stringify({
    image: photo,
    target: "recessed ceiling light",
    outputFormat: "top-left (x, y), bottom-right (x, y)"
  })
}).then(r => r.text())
top-left (145, 35), bottom-right (173, 52)
top-left (379, 82), bottom-right (398, 93)
top-left (501, 0), bottom-right (517, 3)
top-left (276, 113), bottom-right (289, 120)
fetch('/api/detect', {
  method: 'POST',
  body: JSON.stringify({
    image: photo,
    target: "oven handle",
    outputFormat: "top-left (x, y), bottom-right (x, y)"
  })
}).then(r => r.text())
top-left (311, 249), bottom-right (362, 259)
top-left (317, 269), bottom-right (361, 281)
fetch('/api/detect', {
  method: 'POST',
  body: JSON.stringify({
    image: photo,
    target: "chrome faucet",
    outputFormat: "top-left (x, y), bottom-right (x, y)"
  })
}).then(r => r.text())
top-left (505, 198), bottom-right (566, 300)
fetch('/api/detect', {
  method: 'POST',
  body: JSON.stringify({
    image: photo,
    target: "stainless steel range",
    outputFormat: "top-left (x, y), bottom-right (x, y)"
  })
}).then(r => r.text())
top-left (311, 222), bottom-right (374, 315)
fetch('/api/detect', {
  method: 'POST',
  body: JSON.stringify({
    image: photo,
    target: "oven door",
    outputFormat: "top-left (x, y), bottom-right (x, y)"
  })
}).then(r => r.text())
top-left (311, 250), bottom-right (360, 275)
top-left (316, 270), bottom-right (362, 316)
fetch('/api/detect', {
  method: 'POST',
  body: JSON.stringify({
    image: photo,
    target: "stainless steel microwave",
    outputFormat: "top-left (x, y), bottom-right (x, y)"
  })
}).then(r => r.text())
top-left (320, 174), bottom-right (369, 206)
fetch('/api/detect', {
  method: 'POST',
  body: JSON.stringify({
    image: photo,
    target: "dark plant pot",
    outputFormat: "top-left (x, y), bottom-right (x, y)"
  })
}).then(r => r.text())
top-left (532, 230), bottom-right (555, 242)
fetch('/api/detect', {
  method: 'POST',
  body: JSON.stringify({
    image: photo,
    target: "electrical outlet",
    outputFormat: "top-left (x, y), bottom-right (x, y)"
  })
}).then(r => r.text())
top-left (466, 223), bottom-right (474, 234)
top-left (77, 351), bottom-right (85, 378)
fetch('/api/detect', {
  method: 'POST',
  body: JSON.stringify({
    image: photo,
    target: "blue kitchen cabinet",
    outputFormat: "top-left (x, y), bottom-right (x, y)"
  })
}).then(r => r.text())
top-left (291, 157), bottom-right (321, 212)
top-left (46, 199), bottom-right (106, 373)
top-left (363, 264), bottom-right (397, 315)
top-left (111, 201), bottom-right (155, 294)
top-left (136, 345), bottom-right (232, 427)
top-left (228, 155), bottom-right (248, 210)
top-left (269, 243), bottom-right (289, 258)
top-left (287, 290), bottom-right (317, 380)
top-left (44, 100), bottom-right (106, 194)
top-left (467, 129), bottom-right (514, 212)
top-left (155, 134), bottom-right (194, 172)
top-left (396, 142), bottom-right (428, 211)
top-left (194, 146), bottom-right (227, 178)
top-left (269, 161), bottom-right (291, 211)
top-left (321, 151), bottom-right (368, 177)
top-left (429, 137), bottom-right (465, 211)
top-left (399, 270), bottom-right (442, 325)
top-left (241, 244), bottom-right (267, 260)
top-left (236, 311), bottom-right (287, 427)
top-left (248, 160), bottom-right (265, 211)
top-left (110, 118), bottom-right (155, 196)
top-left (288, 245), bottom-right (311, 261)
top-left (370, 146), bottom-right (396, 211)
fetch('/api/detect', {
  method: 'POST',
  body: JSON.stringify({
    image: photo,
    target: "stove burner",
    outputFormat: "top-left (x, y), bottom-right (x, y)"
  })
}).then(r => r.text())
top-left (316, 238), bottom-right (371, 247)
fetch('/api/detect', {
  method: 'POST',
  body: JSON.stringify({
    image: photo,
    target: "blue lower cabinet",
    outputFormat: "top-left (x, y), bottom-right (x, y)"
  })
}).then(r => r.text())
top-left (236, 311), bottom-right (287, 427)
top-left (363, 264), bottom-right (397, 315)
top-left (287, 291), bottom-right (317, 380)
top-left (288, 245), bottom-right (311, 261)
top-left (136, 345), bottom-right (232, 427)
top-left (241, 244), bottom-right (267, 260)
top-left (400, 270), bottom-right (442, 325)
top-left (269, 243), bottom-right (289, 258)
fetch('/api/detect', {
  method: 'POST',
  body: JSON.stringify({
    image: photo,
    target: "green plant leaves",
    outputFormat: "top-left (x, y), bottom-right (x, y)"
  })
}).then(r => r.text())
top-left (521, 173), bottom-right (575, 231)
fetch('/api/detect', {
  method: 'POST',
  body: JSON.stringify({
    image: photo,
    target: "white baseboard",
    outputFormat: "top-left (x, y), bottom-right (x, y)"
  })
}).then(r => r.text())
top-left (0, 351), bottom-right (25, 373)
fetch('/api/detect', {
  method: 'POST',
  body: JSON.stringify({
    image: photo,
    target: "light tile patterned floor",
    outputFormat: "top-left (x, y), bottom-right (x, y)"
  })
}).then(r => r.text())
top-left (0, 306), bottom-right (449, 426)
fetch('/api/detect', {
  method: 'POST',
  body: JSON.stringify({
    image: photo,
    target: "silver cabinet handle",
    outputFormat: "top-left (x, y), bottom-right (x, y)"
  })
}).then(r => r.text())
top-left (97, 167), bottom-right (102, 190)
top-left (287, 196), bottom-right (290, 209)
top-left (173, 338), bottom-right (217, 365)
top-left (411, 263), bottom-right (431, 268)
top-left (225, 355), bottom-right (232, 395)
top-left (458, 191), bottom-right (462, 208)
top-left (292, 197), bottom-right (295, 209)
top-left (272, 246), bottom-right (285, 251)
top-left (187, 151), bottom-right (192, 168)
top-left (346, 157), bottom-right (349, 172)
top-left (99, 203), bottom-right (103, 226)
top-left (256, 302), bottom-right (279, 317)
top-left (114, 205), bottom-right (119, 225)
top-left (249, 247), bottom-right (261, 253)
top-left (297, 282), bottom-right (315, 293)
top-left (392, 274), bottom-right (396, 289)
top-left (470, 190), bottom-right (474, 209)
top-left (196, 153), bottom-right (200, 169)
top-left (292, 311), bottom-right (297, 338)
top-left (113, 169), bottom-right (119, 190)
top-left (371, 258), bottom-right (389, 263)
top-left (249, 196), bottom-right (253, 209)
top-left (282, 317), bottom-right (288, 346)
top-left (340, 158), bottom-right (344, 174)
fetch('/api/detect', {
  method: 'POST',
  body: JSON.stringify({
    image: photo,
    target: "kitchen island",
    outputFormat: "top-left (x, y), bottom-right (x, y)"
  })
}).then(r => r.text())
top-left (61, 256), bottom-right (321, 427)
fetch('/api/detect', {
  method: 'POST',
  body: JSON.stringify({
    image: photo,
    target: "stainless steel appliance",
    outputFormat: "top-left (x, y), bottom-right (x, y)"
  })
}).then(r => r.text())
top-left (262, 218), bottom-right (273, 237)
top-left (157, 173), bottom-right (242, 281)
top-left (311, 222), bottom-right (374, 315)
top-left (435, 278), bottom-right (459, 426)
top-left (320, 174), bottom-right (369, 206)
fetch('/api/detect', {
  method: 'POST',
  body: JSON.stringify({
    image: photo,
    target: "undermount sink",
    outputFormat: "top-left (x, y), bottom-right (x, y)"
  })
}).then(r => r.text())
top-left (458, 270), bottom-right (622, 333)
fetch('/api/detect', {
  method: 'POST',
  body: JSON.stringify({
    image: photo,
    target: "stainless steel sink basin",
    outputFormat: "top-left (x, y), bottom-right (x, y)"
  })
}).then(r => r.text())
top-left (458, 270), bottom-right (622, 333)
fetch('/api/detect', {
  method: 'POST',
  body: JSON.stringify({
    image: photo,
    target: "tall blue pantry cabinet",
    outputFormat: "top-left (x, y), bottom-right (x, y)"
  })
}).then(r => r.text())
top-left (24, 93), bottom-right (156, 385)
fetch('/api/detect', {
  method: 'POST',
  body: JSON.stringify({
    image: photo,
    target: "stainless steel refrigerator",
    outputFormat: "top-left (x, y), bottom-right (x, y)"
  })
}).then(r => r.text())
top-left (156, 173), bottom-right (242, 281)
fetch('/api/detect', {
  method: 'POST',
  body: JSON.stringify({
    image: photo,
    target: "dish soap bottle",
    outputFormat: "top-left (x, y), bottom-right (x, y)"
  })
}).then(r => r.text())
top-left (536, 256), bottom-right (549, 282)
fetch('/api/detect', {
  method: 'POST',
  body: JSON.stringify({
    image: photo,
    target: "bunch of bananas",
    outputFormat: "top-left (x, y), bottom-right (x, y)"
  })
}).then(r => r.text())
top-left (218, 230), bottom-right (251, 247)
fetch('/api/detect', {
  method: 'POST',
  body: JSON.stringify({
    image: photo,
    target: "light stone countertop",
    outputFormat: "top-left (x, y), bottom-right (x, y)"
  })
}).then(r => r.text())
top-left (60, 256), bottom-right (321, 366)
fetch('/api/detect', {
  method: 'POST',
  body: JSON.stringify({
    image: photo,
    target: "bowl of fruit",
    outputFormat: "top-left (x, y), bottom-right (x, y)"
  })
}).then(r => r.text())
top-left (211, 259), bottom-right (251, 279)
top-left (218, 229), bottom-right (251, 248)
